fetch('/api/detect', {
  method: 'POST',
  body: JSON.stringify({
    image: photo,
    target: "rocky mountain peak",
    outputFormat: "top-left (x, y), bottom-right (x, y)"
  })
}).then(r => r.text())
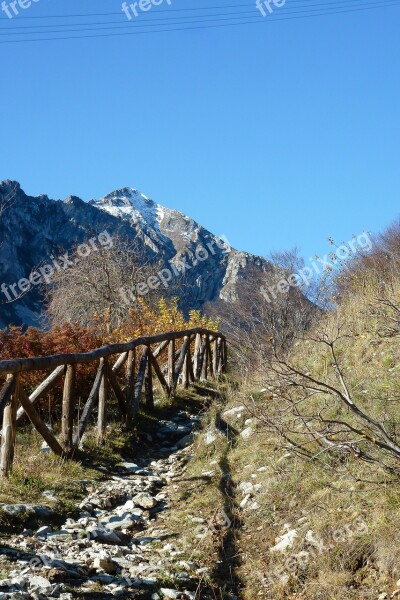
top-left (0, 180), bottom-right (21, 199)
top-left (0, 180), bottom-right (280, 330)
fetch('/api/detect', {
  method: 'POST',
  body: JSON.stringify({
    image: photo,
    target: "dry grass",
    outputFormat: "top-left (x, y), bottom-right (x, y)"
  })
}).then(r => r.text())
top-left (214, 383), bottom-right (400, 599)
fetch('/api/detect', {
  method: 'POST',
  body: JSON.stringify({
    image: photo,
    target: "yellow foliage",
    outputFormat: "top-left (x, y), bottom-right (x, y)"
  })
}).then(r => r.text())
top-left (99, 298), bottom-right (219, 344)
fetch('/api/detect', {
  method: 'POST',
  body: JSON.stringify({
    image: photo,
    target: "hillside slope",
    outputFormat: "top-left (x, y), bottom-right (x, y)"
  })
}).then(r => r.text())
top-left (202, 268), bottom-right (400, 599)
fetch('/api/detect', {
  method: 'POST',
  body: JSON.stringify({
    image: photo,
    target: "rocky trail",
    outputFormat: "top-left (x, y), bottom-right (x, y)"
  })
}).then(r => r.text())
top-left (0, 406), bottom-right (222, 600)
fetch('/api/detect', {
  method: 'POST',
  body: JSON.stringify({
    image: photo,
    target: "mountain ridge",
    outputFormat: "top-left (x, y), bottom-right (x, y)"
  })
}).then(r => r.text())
top-left (0, 180), bottom-right (277, 329)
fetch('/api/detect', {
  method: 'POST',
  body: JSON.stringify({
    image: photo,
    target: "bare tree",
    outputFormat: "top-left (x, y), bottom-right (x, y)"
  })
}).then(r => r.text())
top-left (45, 236), bottom-right (163, 331)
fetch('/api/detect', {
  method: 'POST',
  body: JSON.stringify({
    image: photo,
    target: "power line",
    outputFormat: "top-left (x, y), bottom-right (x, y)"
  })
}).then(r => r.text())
top-left (0, 0), bottom-right (385, 19)
top-left (0, 1), bottom-right (398, 44)
top-left (0, 0), bottom-right (391, 29)
top-left (1, 0), bottom-right (398, 36)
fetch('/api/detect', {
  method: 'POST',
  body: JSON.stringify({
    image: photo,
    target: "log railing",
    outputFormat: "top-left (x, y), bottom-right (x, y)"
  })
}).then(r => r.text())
top-left (0, 328), bottom-right (227, 478)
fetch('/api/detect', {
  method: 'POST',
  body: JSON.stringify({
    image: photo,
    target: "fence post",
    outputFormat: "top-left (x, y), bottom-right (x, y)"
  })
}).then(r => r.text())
top-left (182, 336), bottom-right (190, 389)
top-left (168, 339), bottom-right (176, 396)
top-left (222, 338), bottom-right (228, 373)
top-left (201, 335), bottom-right (209, 380)
top-left (134, 348), bottom-right (148, 412)
top-left (212, 338), bottom-right (219, 379)
top-left (61, 365), bottom-right (75, 456)
top-left (193, 333), bottom-right (202, 381)
top-left (0, 374), bottom-right (19, 478)
top-left (145, 347), bottom-right (154, 409)
top-left (97, 359), bottom-right (107, 443)
top-left (125, 349), bottom-right (136, 424)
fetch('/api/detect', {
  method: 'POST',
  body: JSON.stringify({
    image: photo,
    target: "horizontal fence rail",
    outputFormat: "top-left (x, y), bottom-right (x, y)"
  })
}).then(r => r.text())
top-left (0, 328), bottom-right (227, 478)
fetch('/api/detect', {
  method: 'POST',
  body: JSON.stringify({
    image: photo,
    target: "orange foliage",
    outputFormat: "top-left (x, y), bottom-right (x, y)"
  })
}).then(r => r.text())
top-left (0, 299), bottom-right (219, 415)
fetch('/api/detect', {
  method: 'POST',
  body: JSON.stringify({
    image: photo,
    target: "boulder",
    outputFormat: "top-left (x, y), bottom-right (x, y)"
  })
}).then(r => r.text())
top-left (100, 512), bottom-right (143, 531)
top-left (28, 575), bottom-right (52, 594)
top-left (93, 557), bottom-right (119, 574)
top-left (133, 492), bottom-right (157, 509)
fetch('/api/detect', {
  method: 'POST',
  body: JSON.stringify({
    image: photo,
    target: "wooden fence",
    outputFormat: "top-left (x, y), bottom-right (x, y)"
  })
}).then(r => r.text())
top-left (0, 328), bottom-right (227, 478)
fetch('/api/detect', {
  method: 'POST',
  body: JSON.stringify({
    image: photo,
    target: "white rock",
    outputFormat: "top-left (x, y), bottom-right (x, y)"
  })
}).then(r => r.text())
top-left (277, 453), bottom-right (292, 463)
top-left (28, 575), bottom-right (52, 594)
top-left (188, 516), bottom-right (206, 523)
top-left (240, 495), bottom-right (250, 508)
top-left (42, 490), bottom-right (57, 502)
top-left (240, 428), bottom-right (253, 440)
top-left (238, 481), bottom-right (254, 495)
top-left (101, 512), bottom-right (142, 531)
top-left (204, 431), bottom-right (217, 445)
top-left (11, 576), bottom-right (27, 588)
top-left (35, 526), bottom-right (52, 538)
top-left (110, 588), bottom-right (125, 597)
top-left (93, 556), bottom-right (118, 574)
top-left (201, 470), bottom-right (215, 478)
top-left (41, 440), bottom-right (50, 454)
top-left (270, 529), bottom-right (298, 552)
top-left (133, 492), bottom-right (157, 509)
top-left (223, 405), bottom-right (245, 418)
top-left (117, 462), bottom-right (140, 472)
top-left (160, 589), bottom-right (180, 599)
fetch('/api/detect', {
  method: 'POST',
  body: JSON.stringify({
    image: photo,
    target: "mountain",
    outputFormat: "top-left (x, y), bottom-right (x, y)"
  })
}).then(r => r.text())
top-left (0, 180), bottom-right (279, 330)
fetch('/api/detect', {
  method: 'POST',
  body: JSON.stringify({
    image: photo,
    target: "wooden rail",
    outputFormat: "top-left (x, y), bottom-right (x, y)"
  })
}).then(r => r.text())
top-left (0, 328), bottom-right (227, 478)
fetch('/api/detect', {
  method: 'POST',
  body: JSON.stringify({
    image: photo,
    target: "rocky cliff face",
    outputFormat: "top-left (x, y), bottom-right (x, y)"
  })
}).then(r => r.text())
top-left (0, 180), bottom-right (277, 329)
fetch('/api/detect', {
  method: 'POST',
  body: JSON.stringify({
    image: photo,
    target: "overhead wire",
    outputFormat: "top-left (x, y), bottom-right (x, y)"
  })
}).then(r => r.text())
top-left (0, 0), bottom-right (393, 19)
top-left (0, 0), bottom-right (395, 29)
top-left (0, 0), bottom-right (398, 44)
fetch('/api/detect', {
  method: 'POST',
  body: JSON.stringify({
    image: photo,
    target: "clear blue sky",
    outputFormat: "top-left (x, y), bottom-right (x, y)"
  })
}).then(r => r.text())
top-left (1, 0), bottom-right (399, 262)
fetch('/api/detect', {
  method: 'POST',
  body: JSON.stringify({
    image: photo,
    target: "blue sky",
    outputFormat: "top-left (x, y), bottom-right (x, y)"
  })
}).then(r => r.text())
top-left (1, 0), bottom-right (399, 262)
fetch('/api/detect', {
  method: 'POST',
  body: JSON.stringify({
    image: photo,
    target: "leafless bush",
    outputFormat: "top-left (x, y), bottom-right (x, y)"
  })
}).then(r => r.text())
top-left (248, 325), bottom-right (400, 477)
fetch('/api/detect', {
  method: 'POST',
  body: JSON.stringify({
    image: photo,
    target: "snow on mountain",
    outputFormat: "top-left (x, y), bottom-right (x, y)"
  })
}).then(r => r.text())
top-left (0, 180), bottom-right (282, 329)
top-left (92, 188), bottom-right (162, 229)
top-left (91, 187), bottom-right (204, 254)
